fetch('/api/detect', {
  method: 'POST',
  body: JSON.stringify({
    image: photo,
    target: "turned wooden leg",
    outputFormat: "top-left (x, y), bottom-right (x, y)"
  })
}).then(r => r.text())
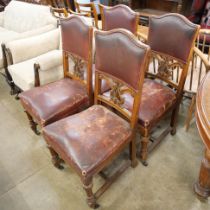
top-left (129, 137), bottom-right (138, 168)
top-left (47, 146), bottom-right (64, 170)
top-left (82, 177), bottom-right (99, 209)
top-left (25, 111), bottom-right (40, 135)
top-left (185, 95), bottom-right (196, 131)
top-left (140, 134), bottom-right (149, 166)
top-left (194, 149), bottom-right (210, 198)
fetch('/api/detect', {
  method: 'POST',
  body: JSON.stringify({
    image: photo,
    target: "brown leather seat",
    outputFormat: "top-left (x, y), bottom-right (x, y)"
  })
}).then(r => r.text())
top-left (104, 79), bottom-right (176, 128)
top-left (20, 78), bottom-right (88, 127)
top-left (43, 105), bottom-right (132, 175)
top-left (123, 79), bottom-right (176, 128)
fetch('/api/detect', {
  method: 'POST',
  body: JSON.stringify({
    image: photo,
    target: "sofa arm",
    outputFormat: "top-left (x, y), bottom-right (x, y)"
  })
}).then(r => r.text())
top-left (35, 50), bottom-right (62, 71)
top-left (34, 50), bottom-right (63, 87)
top-left (0, 11), bottom-right (4, 26)
top-left (6, 29), bottom-right (60, 64)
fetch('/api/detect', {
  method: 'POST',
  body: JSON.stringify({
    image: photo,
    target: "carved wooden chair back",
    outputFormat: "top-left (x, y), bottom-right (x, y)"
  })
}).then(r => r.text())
top-left (99, 4), bottom-right (139, 36)
top-left (95, 29), bottom-right (150, 128)
top-left (60, 15), bottom-right (93, 98)
top-left (74, 1), bottom-right (99, 29)
top-left (147, 13), bottom-right (200, 103)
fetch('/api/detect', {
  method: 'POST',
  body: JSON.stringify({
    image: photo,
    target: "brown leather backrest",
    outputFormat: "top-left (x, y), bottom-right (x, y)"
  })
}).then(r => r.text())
top-left (61, 15), bottom-right (91, 61)
top-left (95, 29), bottom-right (150, 90)
top-left (100, 4), bottom-right (138, 35)
top-left (148, 13), bottom-right (199, 63)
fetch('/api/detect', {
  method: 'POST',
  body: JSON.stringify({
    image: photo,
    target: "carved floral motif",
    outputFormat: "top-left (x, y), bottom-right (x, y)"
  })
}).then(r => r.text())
top-left (70, 54), bottom-right (85, 80)
top-left (110, 82), bottom-right (125, 106)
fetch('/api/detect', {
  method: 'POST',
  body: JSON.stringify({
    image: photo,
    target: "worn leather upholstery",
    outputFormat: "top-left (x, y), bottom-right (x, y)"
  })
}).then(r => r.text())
top-left (101, 4), bottom-right (138, 35)
top-left (148, 14), bottom-right (198, 63)
top-left (122, 79), bottom-right (176, 128)
top-left (61, 16), bottom-right (91, 61)
top-left (95, 29), bottom-right (149, 90)
top-left (20, 78), bottom-right (88, 127)
top-left (43, 105), bottom-right (132, 175)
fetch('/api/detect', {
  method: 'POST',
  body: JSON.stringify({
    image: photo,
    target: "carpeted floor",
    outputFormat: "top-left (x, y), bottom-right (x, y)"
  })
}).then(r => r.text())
top-left (0, 74), bottom-right (209, 210)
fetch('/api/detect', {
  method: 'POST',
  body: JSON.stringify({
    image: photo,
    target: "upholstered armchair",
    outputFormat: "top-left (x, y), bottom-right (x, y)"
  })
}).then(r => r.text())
top-left (6, 28), bottom-right (63, 96)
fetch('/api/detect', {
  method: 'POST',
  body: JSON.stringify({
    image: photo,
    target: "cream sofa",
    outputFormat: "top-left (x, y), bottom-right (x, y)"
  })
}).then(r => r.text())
top-left (7, 28), bottom-right (63, 94)
top-left (0, 0), bottom-right (57, 69)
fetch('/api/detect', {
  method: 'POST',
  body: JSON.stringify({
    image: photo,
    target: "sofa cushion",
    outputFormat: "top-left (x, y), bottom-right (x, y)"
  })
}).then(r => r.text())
top-left (7, 29), bottom-right (60, 64)
top-left (3, 0), bottom-right (56, 33)
top-left (8, 50), bottom-right (63, 91)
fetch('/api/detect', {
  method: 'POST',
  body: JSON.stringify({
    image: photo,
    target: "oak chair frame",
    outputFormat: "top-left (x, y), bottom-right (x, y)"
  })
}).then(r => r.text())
top-left (22, 15), bottom-right (93, 135)
top-left (74, 1), bottom-right (99, 29)
top-left (139, 14), bottom-right (200, 166)
top-left (185, 29), bottom-right (210, 131)
top-left (44, 28), bottom-right (150, 208)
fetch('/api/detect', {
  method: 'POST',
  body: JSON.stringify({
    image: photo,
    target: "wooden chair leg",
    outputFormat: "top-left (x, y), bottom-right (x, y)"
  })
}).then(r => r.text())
top-left (129, 137), bottom-right (138, 168)
top-left (25, 111), bottom-right (40, 135)
top-left (140, 134), bottom-right (149, 166)
top-left (185, 95), bottom-right (196, 131)
top-left (47, 146), bottom-right (64, 170)
top-left (170, 105), bottom-right (180, 135)
top-left (82, 177), bottom-right (99, 209)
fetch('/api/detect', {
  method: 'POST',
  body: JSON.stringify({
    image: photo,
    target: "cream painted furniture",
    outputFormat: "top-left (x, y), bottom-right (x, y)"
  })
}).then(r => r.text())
top-left (7, 28), bottom-right (63, 97)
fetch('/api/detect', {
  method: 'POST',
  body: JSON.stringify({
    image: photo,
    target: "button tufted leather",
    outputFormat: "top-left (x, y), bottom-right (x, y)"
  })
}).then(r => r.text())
top-left (43, 105), bottom-right (132, 175)
top-left (20, 78), bottom-right (89, 127)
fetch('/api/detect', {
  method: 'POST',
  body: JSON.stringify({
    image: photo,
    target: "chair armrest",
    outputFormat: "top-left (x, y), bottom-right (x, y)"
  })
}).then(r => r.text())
top-left (0, 11), bottom-right (4, 26)
top-left (6, 29), bottom-right (60, 64)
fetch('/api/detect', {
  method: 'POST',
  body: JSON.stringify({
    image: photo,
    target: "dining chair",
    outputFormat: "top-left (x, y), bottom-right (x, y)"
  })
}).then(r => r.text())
top-left (184, 29), bottom-right (210, 131)
top-left (19, 15), bottom-right (93, 135)
top-left (75, 1), bottom-right (99, 28)
top-left (123, 13), bottom-right (200, 166)
top-left (99, 4), bottom-right (139, 35)
top-left (42, 28), bottom-right (150, 208)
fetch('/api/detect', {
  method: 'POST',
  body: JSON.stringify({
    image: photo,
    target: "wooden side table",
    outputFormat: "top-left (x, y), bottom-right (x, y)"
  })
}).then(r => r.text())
top-left (194, 71), bottom-right (210, 198)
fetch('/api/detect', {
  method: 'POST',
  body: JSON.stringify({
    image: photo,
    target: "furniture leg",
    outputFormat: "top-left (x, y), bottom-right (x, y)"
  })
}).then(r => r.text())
top-left (194, 149), bottom-right (210, 198)
top-left (82, 177), bottom-right (99, 209)
top-left (129, 137), bottom-right (138, 168)
top-left (185, 95), bottom-right (196, 131)
top-left (170, 105), bottom-right (180, 135)
top-left (47, 146), bottom-right (64, 170)
top-left (25, 111), bottom-right (40, 135)
top-left (140, 133), bottom-right (149, 166)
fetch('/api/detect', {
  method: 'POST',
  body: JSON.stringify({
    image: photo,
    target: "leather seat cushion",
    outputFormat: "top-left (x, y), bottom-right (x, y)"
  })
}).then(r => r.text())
top-left (104, 79), bottom-right (176, 128)
top-left (124, 79), bottom-right (176, 128)
top-left (20, 78), bottom-right (88, 127)
top-left (43, 105), bottom-right (132, 175)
